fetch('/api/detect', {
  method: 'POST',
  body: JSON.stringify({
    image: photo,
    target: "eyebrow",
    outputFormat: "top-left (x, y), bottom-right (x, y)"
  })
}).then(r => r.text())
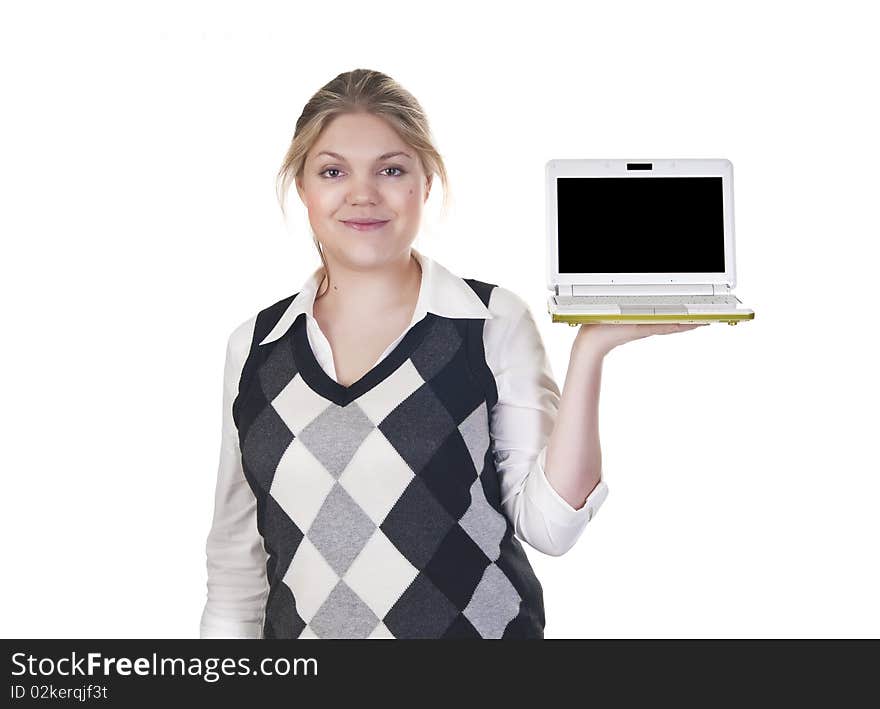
top-left (315, 150), bottom-right (412, 162)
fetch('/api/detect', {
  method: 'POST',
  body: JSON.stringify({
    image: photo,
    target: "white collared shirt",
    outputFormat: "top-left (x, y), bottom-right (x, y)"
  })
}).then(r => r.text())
top-left (201, 246), bottom-right (609, 638)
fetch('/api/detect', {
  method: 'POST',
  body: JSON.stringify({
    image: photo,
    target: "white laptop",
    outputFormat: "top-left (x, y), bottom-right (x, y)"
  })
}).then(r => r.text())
top-left (546, 158), bottom-right (755, 326)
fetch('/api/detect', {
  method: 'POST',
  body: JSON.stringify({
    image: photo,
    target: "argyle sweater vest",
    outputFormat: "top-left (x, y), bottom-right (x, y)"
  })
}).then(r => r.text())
top-left (232, 278), bottom-right (546, 639)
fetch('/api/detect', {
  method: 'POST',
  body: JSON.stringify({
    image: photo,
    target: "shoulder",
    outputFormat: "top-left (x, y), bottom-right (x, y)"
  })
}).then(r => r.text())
top-left (479, 283), bottom-right (548, 377)
top-left (458, 278), bottom-right (542, 358)
top-left (459, 276), bottom-right (531, 324)
top-left (225, 291), bottom-right (299, 365)
top-left (484, 283), bottom-right (531, 323)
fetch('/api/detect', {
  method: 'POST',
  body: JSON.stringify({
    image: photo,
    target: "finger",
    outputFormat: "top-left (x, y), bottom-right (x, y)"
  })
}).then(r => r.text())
top-left (654, 323), bottom-right (701, 334)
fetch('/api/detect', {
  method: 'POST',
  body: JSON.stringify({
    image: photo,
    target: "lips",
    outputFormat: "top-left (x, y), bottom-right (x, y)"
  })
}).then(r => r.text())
top-left (342, 219), bottom-right (390, 231)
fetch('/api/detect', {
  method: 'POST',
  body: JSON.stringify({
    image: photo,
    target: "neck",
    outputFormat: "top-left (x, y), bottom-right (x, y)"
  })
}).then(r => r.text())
top-left (316, 249), bottom-right (422, 318)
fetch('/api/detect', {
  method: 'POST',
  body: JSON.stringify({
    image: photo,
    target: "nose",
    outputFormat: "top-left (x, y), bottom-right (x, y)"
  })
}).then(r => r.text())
top-left (346, 174), bottom-right (380, 205)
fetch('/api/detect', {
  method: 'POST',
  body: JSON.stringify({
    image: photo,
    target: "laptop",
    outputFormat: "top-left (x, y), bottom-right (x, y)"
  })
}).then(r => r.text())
top-left (546, 158), bottom-right (755, 326)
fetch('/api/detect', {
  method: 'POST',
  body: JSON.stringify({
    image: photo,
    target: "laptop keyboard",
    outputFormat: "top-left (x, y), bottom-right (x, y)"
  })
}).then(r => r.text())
top-left (556, 295), bottom-right (738, 305)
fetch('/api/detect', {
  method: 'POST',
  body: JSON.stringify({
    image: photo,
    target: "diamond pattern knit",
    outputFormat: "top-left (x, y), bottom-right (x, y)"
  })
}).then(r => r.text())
top-left (232, 279), bottom-right (545, 638)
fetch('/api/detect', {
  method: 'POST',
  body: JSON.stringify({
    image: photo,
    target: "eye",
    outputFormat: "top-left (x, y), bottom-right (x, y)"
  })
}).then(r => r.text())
top-left (318, 166), bottom-right (407, 179)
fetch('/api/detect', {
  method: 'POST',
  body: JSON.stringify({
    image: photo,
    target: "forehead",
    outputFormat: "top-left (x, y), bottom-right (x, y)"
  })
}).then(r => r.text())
top-left (310, 112), bottom-right (411, 161)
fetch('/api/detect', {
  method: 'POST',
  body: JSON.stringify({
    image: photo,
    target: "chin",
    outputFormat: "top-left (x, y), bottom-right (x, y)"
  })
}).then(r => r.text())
top-left (327, 239), bottom-right (401, 263)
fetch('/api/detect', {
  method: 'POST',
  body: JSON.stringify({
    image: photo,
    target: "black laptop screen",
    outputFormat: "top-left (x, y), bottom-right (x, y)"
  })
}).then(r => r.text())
top-left (556, 176), bottom-right (726, 273)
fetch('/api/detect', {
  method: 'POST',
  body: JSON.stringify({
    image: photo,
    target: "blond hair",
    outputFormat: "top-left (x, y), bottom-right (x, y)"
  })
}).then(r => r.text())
top-left (276, 69), bottom-right (450, 300)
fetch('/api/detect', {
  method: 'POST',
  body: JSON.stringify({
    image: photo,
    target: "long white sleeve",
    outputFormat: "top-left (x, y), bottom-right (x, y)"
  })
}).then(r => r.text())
top-left (200, 317), bottom-right (270, 638)
top-left (485, 287), bottom-right (609, 557)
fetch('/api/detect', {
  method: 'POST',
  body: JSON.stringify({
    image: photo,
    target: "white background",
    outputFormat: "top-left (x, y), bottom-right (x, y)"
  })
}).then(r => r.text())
top-left (2, 1), bottom-right (877, 638)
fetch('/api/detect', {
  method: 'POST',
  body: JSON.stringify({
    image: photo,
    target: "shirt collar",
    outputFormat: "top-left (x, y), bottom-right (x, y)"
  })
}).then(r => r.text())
top-left (258, 246), bottom-right (494, 346)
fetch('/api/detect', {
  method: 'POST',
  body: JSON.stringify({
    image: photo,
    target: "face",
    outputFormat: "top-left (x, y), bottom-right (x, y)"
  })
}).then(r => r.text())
top-left (296, 112), bottom-right (432, 270)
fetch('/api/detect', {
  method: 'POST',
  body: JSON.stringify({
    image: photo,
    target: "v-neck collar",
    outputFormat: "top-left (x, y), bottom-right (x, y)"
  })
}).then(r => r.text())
top-left (258, 247), bottom-right (493, 348)
top-left (290, 311), bottom-right (439, 407)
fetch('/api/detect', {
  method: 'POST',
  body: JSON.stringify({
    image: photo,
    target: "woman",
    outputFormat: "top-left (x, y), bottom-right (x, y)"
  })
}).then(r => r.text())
top-left (200, 68), bottom-right (705, 639)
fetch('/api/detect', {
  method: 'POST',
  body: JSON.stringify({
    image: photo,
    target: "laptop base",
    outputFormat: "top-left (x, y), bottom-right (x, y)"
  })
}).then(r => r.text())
top-left (548, 310), bottom-right (755, 326)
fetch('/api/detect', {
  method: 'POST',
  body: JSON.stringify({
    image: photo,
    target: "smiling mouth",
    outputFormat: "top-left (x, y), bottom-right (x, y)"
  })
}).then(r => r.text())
top-left (342, 220), bottom-right (390, 231)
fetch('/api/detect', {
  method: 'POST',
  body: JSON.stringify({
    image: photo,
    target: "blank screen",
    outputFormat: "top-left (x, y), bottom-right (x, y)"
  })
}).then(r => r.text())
top-left (556, 176), bottom-right (726, 273)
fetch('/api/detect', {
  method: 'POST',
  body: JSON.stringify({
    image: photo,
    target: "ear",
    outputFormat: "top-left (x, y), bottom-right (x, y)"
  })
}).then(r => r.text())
top-left (295, 176), bottom-right (306, 206)
top-left (424, 174), bottom-right (433, 202)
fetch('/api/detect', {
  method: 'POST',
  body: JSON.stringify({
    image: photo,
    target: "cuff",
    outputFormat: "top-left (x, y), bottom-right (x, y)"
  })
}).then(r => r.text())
top-left (199, 610), bottom-right (263, 639)
top-left (523, 445), bottom-right (609, 529)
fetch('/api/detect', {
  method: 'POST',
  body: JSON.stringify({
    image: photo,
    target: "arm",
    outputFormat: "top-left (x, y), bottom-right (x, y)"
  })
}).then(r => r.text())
top-left (200, 320), bottom-right (270, 638)
top-left (487, 289), bottom-right (609, 557)
top-left (543, 321), bottom-right (709, 526)
top-left (541, 330), bottom-right (607, 514)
